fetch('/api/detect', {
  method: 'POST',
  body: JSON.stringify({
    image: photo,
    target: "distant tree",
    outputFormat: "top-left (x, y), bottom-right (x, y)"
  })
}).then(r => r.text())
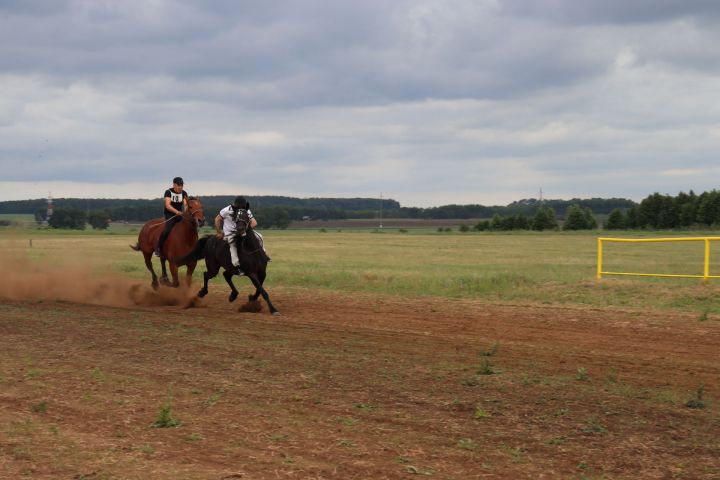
top-left (696, 190), bottom-right (720, 226)
top-left (474, 220), bottom-right (490, 231)
top-left (48, 208), bottom-right (86, 230)
top-left (562, 204), bottom-right (588, 230)
top-left (459, 224), bottom-right (470, 232)
top-left (582, 207), bottom-right (597, 229)
top-left (639, 193), bottom-right (678, 229)
top-left (604, 209), bottom-right (627, 230)
top-left (87, 210), bottom-right (110, 230)
top-left (490, 214), bottom-right (502, 231)
top-left (514, 213), bottom-right (530, 230)
top-left (256, 206), bottom-right (290, 229)
top-left (34, 207), bottom-right (47, 224)
top-left (626, 205), bottom-right (641, 229)
top-left (532, 207), bottom-right (558, 231)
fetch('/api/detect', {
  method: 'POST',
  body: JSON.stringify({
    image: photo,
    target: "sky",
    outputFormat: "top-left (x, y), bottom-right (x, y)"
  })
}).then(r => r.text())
top-left (1, 0), bottom-right (719, 208)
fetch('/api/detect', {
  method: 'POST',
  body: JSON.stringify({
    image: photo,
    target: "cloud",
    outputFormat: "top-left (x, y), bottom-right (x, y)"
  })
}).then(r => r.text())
top-left (1, 1), bottom-right (720, 207)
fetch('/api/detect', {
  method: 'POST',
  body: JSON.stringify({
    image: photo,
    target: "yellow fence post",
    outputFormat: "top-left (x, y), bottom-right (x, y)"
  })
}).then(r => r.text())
top-left (704, 238), bottom-right (710, 283)
top-left (597, 237), bottom-right (603, 279)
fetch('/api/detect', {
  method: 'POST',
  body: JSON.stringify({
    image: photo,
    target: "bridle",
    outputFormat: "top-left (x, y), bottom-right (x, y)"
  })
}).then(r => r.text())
top-left (185, 199), bottom-right (206, 228)
top-left (234, 209), bottom-right (263, 256)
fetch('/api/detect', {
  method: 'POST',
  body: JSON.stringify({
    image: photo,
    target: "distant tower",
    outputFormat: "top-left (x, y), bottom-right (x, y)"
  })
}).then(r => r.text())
top-left (379, 192), bottom-right (383, 229)
top-left (46, 193), bottom-right (53, 223)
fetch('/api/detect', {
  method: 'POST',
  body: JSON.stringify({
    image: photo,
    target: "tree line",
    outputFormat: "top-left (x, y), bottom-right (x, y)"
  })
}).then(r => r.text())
top-left (4, 195), bottom-right (633, 223)
top-left (11, 191), bottom-right (720, 230)
top-left (472, 204), bottom-right (596, 232)
top-left (603, 191), bottom-right (720, 230)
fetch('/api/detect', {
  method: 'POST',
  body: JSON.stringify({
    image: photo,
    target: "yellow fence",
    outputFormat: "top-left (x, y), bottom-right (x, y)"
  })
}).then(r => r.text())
top-left (597, 237), bottom-right (720, 281)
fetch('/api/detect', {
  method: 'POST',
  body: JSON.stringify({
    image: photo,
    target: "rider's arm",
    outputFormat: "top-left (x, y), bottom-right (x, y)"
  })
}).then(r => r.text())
top-left (215, 214), bottom-right (224, 237)
top-left (164, 197), bottom-right (181, 215)
top-left (250, 218), bottom-right (257, 229)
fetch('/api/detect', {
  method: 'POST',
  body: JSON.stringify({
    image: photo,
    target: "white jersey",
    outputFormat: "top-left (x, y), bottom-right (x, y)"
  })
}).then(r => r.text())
top-left (219, 205), bottom-right (254, 236)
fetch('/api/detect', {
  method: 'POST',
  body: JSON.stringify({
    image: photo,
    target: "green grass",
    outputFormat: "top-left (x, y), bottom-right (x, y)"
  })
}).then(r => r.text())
top-left (4, 228), bottom-right (720, 312)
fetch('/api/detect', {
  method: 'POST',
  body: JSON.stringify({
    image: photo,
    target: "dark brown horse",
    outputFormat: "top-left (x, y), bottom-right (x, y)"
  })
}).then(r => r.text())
top-left (174, 208), bottom-right (279, 315)
top-left (130, 197), bottom-right (206, 289)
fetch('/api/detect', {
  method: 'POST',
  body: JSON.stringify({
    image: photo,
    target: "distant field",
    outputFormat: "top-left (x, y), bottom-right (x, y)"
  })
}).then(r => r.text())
top-left (3, 228), bottom-right (720, 313)
top-left (0, 213), bottom-right (34, 223)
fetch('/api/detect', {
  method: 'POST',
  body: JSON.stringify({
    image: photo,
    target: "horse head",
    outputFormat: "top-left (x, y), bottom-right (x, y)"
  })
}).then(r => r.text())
top-left (233, 208), bottom-right (251, 237)
top-left (186, 197), bottom-right (206, 228)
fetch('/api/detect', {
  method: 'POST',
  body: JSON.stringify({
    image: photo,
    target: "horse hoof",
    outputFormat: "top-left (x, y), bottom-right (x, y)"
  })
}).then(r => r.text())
top-left (159, 277), bottom-right (171, 286)
top-left (272, 311), bottom-right (281, 316)
top-left (229, 291), bottom-right (239, 302)
top-left (152, 282), bottom-right (159, 291)
top-left (197, 289), bottom-right (207, 298)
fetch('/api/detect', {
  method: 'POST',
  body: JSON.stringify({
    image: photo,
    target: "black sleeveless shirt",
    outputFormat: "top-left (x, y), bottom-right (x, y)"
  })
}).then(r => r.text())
top-left (164, 189), bottom-right (188, 218)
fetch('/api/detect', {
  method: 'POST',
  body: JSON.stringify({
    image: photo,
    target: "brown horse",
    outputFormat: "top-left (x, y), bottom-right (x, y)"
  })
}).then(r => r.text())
top-left (130, 197), bottom-right (206, 289)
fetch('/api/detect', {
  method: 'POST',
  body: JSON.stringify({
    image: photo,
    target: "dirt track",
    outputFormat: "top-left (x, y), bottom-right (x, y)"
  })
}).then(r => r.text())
top-left (1, 286), bottom-right (719, 479)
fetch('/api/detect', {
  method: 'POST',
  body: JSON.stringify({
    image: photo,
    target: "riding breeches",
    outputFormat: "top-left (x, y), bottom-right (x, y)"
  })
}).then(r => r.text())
top-left (224, 233), bottom-right (241, 267)
top-left (158, 216), bottom-right (182, 251)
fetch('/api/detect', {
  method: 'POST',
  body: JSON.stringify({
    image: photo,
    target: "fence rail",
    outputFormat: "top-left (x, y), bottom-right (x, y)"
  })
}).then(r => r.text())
top-left (597, 237), bottom-right (720, 281)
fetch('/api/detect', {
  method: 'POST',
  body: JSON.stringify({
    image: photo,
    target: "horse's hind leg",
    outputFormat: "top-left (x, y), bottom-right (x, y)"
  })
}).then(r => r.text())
top-left (143, 252), bottom-right (159, 290)
top-left (248, 273), bottom-right (279, 315)
top-left (223, 270), bottom-right (240, 302)
top-left (185, 260), bottom-right (196, 287)
top-left (197, 262), bottom-right (219, 298)
top-left (197, 271), bottom-right (210, 298)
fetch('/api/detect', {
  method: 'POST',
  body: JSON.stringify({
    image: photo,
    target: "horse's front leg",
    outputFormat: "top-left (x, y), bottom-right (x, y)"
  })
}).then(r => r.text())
top-left (159, 258), bottom-right (171, 285)
top-left (143, 252), bottom-right (159, 290)
top-left (248, 269), bottom-right (267, 302)
top-left (222, 269), bottom-right (239, 302)
top-left (169, 262), bottom-right (180, 288)
top-left (247, 273), bottom-right (279, 315)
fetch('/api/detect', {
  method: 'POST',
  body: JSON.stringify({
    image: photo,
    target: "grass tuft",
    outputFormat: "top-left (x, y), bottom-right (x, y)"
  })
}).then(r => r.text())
top-left (151, 404), bottom-right (181, 428)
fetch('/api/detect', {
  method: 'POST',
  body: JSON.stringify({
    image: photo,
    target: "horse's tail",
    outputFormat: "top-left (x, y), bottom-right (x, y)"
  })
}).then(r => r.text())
top-left (173, 235), bottom-right (210, 266)
top-left (129, 242), bottom-right (141, 251)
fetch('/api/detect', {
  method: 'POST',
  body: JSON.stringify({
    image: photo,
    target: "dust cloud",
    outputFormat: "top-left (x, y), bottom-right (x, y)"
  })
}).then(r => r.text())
top-left (0, 249), bottom-right (201, 309)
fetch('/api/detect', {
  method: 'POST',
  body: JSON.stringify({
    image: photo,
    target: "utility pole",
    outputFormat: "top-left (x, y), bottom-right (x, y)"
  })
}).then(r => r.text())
top-left (379, 192), bottom-right (383, 229)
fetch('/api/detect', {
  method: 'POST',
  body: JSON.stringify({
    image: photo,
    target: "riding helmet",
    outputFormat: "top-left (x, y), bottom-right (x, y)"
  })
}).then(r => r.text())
top-left (232, 196), bottom-right (247, 210)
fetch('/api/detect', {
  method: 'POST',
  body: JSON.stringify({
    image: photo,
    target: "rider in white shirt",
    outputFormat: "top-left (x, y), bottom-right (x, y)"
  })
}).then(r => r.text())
top-left (215, 196), bottom-right (258, 274)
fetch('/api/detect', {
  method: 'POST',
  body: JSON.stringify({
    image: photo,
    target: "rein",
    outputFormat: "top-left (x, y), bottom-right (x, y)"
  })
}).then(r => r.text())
top-left (149, 202), bottom-right (204, 229)
top-left (240, 233), bottom-right (264, 256)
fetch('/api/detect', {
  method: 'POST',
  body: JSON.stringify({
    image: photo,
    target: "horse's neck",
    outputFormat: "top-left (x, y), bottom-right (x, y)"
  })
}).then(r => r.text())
top-left (179, 213), bottom-right (198, 236)
top-left (242, 230), bottom-right (258, 251)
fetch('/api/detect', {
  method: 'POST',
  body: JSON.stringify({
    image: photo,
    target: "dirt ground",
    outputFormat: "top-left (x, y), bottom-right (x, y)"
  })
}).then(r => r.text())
top-left (1, 284), bottom-right (719, 479)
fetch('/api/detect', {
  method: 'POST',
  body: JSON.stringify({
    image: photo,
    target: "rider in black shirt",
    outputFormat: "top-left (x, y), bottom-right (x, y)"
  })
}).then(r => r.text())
top-left (155, 176), bottom-right (188, 257)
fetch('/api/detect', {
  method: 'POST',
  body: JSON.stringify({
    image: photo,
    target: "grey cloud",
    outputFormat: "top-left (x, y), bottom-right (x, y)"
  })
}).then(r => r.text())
top-left (2, 1), bottom-right (720, 206)
top-left (500, 0), bottom-right (720, 25)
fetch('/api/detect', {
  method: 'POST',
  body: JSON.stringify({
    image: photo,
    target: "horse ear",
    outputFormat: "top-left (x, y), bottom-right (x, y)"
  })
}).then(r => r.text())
top-left (246, 202), bottom-right (250, 209)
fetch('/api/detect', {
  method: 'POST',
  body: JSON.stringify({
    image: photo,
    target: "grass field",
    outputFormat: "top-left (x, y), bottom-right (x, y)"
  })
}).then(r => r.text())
top-left (3, 227), bottom-right (720, 314)
top-left (2, 228), bottom-right (720, 479)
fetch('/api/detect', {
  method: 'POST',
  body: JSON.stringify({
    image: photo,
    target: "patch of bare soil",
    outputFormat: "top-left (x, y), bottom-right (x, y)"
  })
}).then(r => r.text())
top-left (1, 286), bottom-right (719, 479)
